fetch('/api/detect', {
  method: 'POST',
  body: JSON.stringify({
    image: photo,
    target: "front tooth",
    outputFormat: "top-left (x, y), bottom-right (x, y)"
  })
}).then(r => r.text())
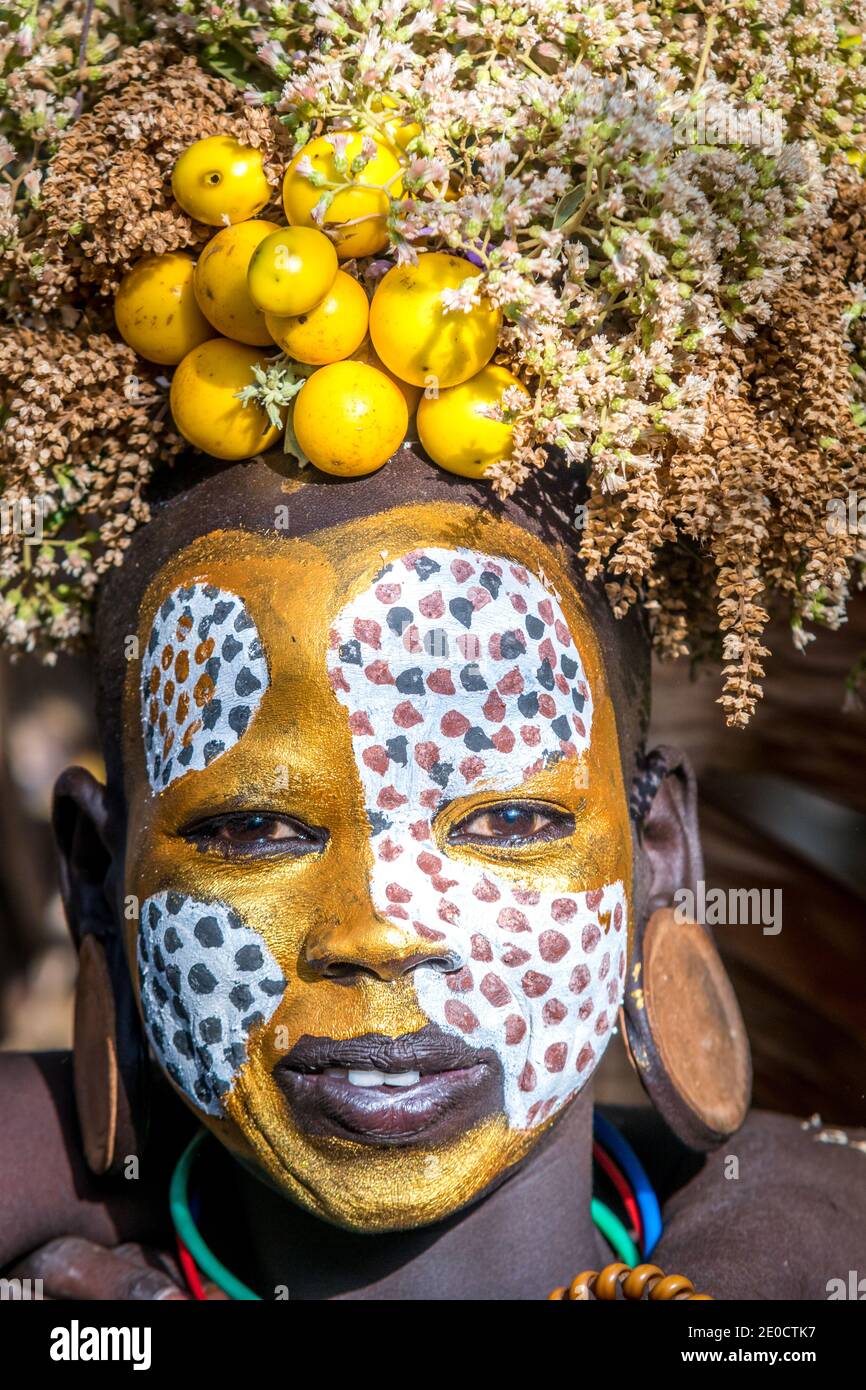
top-left (383, 1070), bottom-right (421, 1088)
top-left (347, 1069), bottom-right (387, 1087)
top-left (324, 1067), bottom-right (348, 1079)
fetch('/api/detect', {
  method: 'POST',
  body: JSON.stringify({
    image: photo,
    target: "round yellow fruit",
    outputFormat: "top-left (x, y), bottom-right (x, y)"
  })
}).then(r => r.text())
top-left (247, 226), bottom-right (338, 316)
top-left (194, 220), bottom-right (279, 346)
top-left (417, 364), bottom-right (529, 479)
top-left (282, 132), bottom-right (402, 260)
top-left (265, 270), bottom-right (369, 365)
top-left (171, 135), bottom-right (271, 226)
top-left (170, 339), bottom-right (283, 460)
top-left (114, 253), bottom-right (214, 365)
top-left (369, 252), bottom-right (501, 389)
top-left (293, 361), bottom-right (408, 476)
top-left (353, 339), bottom-right (422, 416)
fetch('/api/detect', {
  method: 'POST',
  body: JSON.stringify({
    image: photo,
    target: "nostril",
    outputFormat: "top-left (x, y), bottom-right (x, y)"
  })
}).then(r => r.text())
top-left (397, 949), bottom-right (466, 977)
top-left (426, 954), bottom-right (463, 975)
top-left (318, 961), bottom-right (382, 983)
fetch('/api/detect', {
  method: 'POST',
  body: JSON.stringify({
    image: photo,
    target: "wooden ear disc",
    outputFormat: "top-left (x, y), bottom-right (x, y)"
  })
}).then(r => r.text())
top-left (620, 907), bottom-right (751, 1150)
top-left (74, 933), bottom-right (141, 1176)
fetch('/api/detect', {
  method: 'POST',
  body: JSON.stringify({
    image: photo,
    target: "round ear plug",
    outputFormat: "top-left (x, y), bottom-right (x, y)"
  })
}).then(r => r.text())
top-left (74, 933), bottom-right (144, 1176)
top-left (619, 907), bottom-right (752, 1150)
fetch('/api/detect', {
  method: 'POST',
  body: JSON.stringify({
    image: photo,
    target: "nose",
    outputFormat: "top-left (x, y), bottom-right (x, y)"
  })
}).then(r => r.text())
top-left (303, 904), bottom-right (463, 983)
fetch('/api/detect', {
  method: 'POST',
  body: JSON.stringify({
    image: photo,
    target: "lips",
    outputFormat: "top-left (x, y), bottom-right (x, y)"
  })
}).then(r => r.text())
top-left (273, 1024), bottom-right (503, 1146)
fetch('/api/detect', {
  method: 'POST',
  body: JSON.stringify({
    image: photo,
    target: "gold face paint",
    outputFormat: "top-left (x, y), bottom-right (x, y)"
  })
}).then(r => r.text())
top-left (123, 503), bottom-right (632, 1230)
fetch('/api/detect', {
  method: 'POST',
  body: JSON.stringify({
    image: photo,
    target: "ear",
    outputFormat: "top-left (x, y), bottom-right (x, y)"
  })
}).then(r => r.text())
top-left (52, 769), bottom-right (148, 1176)
top-left (632, 745), bottom-right (704, 920)
top-left (53, 768), bottom-right (121, 950)
top-left (621, 747), bottom-right (751, 1151)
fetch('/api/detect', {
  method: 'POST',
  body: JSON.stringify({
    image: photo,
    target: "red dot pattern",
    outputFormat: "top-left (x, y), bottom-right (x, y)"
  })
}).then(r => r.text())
top-left (326, 547), bottom-right (628, 1129)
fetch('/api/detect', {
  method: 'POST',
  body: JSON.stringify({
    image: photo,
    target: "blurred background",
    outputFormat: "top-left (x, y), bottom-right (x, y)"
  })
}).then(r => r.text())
top-left (1, 601), bottom-right (864, 1124)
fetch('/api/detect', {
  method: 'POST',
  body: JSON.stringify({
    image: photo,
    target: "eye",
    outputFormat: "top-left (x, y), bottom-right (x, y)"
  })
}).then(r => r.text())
top-left (182, 812), bottom-right (326, 858)
top-left (448, 802), bottom-right (574, 846)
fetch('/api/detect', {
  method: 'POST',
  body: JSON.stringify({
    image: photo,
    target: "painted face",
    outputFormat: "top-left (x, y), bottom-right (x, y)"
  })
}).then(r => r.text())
top-left (123, 504), bottom-right (633, 1230)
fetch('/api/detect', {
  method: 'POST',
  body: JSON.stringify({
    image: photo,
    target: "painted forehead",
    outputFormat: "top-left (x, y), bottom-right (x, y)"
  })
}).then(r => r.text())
top-left (325, 546), bottom-right (592, 828)
top-left (137, 543), bottom-right (594, 797)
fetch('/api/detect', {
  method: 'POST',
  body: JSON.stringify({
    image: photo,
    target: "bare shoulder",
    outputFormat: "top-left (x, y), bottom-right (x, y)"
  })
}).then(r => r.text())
top-left (653, 1109), bottom-right (866, 1300)
top-left (0, 1051), bottom-right (174, 1270)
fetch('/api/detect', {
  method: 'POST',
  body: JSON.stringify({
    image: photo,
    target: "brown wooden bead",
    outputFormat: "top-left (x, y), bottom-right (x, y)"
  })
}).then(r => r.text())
top-left (649, 1273), bottom-right (695, 1300)
top-left (622, 1263), bottom-right (664, 1299)
top-left (594, 1262), bottom-right (629, 1299)
top-left (549, 1261), bottom-right (712, 1301)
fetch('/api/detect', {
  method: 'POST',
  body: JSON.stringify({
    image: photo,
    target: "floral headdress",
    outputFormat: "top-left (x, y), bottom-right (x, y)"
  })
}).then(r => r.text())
top-left (1, 1), bottom-right (865, 725)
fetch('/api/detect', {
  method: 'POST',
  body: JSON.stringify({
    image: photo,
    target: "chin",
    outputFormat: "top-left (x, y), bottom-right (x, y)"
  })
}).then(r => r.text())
top-left (218, 1066), bottom-right (542, 1232)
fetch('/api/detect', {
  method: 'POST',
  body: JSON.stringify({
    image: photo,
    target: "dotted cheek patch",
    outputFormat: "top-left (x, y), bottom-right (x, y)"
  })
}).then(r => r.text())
top-left (140, 583), bottom-right (269, 793)
top-left (412, 881), bottom-right (628, 1129)
top-left (137, 893), bottom-right (287, 1116)
top-left (326, 546), bottom-right (627, 1131)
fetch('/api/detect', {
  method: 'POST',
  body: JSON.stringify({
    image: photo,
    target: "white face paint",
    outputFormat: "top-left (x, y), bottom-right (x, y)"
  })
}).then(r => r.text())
top-left (137, 585), bottom-right (278, 1113)
top-left (137, 893), bottom-right (287, 1115)
top-left (140, 582), bottom-right (268, 792)
top-left (327, 547), bottom-right (627, 1130)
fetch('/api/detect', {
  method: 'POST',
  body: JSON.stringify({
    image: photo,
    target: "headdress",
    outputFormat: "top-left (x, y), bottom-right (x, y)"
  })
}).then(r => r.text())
top-left (2, 2), bottom-right (865, 724)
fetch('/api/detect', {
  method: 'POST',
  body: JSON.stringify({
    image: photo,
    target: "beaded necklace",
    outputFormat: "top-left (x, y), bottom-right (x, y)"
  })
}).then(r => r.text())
top-left (168, 1113), bottom-right (709, 1300)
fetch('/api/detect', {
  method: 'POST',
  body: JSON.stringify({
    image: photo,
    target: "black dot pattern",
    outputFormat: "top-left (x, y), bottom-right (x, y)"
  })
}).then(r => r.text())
top-left (137, 892), bottom-right (286, 1115)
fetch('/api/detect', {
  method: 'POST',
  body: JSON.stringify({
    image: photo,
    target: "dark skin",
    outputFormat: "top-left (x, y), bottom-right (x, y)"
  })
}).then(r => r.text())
top-left (2, 452), bottom-right (865, 1299)
top-left (5, 1054), bottom-right (866, 1300)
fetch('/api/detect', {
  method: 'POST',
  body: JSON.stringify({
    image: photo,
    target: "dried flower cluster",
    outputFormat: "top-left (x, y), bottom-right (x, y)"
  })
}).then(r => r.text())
top-left (3, 43), bottom-right (287, 313)
top-left (0, 327), bottom-right (184, 655)
top-left (1, 0), bottom-right (128, 281)
top-left (605, 168), bottom-right (866, 724)
top-left (1, 1), bottom-right (865, 721)
top-left (0, 39), bottom-right (285, 657)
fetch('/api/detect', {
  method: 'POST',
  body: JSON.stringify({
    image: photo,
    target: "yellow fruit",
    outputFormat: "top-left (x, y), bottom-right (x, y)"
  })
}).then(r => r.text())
top-left (265, 270), bottom-right (369, 365)
top-left (247, 226), bottom-right (338, 316)
top-left (388, 117), bottom-right (423, 151)
top-left (114, 253), bottom-right (214, 365)
top-left (194, 220), bottom-right (279, 346)
top-left (170, 339), bottom-right (282, 461)
top-left (417, 364), bottom-right (529, 479)
top-left (353, 339), bottom-right (422, 416)
top-left (293, 361), bottom-right (408, 476)
top-left (369, 252), bottom-right (501, 389)
top-left (171, 135), bottom-right (271, 226)
top-left (371, 95), bottom-right (423, 151)
top-left (282, 132), bottom-right (402, 260)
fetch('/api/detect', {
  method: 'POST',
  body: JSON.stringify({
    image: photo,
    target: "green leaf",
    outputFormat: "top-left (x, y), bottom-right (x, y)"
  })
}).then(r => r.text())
top-left (552, 186), bottom-right (583, 230)
top-left (203, 42), bottom-right (261, 91)
top-left (283, 403), bottom-right (310, 468)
